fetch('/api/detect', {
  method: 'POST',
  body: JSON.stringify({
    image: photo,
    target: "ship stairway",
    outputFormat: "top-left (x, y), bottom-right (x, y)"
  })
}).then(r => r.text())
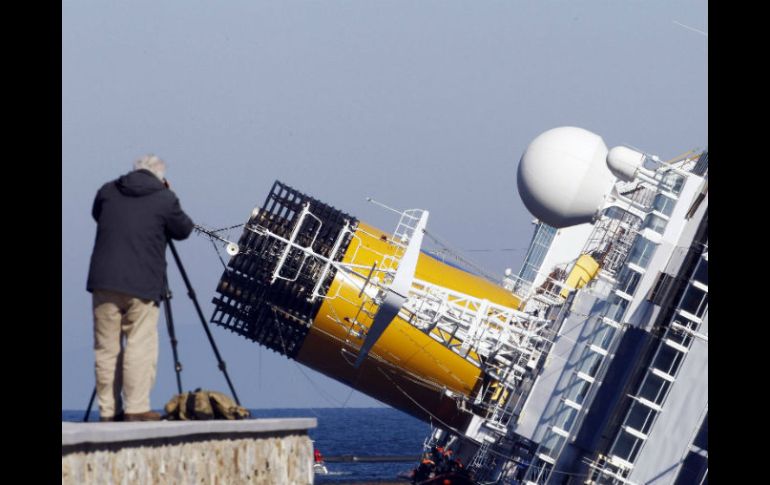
top-left (468, 437), bottom-right (498, 482)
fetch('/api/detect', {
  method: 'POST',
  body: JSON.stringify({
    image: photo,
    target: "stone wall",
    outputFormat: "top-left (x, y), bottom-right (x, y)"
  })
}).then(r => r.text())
top-left (62, 420), bottom-right (316, 484)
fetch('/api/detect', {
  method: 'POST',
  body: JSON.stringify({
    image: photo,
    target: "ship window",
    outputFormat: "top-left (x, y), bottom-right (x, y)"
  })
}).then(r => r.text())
top-left (643, 213), bottom-right (668, 235)
top-left (540, 431), bottom-right (565, 457)
top-left (554, 404), bottom-right (579, 431)
top-left (652, 193), bottom-right (676, 217)
top-left (577, 347), bottom-right (604, 377)
top-left (628, 237), bottom-right (658, 269)
top-left (591, 323), bottom-right (616, 350)
top-left (661, 172), bottom-right (685, 195)
top-left (625, 401), bottom-right (657, 435)
top-left (617, 266), bottom-right (643, 296)
top-left (648, 272), bottom-right (677, 306)
top-left (607, 294), bottom-right (630, 322)
top-left (638, 372), bottom-right (672, 405)
top-left (680, 285), bottom-right (708, 318)
top-left (518, 224), bottom-right (557, 284)
top-left (693, 258), bottom-right (708, 286)
top-left (612, 430), bottom-right (643, 464)
top-left (565, 378), bottom-right (590, 405)
top-left (652, 342), bottom-right (685, 377)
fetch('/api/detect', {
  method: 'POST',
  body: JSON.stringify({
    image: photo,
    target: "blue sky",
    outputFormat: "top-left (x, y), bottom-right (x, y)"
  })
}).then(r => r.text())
top-left (62, 1), bottom-right (707, 410)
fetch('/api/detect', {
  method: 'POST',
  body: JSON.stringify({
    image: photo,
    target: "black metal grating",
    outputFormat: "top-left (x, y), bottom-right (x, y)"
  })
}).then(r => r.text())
top-left (691, 150), bottom-right (708, 176)
top-left (210, 180), bottom-right (358, 358)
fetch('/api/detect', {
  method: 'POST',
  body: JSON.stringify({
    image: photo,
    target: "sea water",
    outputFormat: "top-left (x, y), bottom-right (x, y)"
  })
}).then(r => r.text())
top-left (62, 407), bottom-right (430, 483)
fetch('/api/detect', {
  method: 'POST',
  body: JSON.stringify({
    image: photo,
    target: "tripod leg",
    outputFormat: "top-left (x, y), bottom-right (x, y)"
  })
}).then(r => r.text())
top-left (83, 386), bottom-right (97, 422)
top-left (162, 286), bottom-right (184, 395)
top-left (168, 240), bottom-right (242, 406)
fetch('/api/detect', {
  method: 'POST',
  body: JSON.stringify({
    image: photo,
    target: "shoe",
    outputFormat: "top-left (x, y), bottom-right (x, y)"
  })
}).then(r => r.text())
top-left (99, 417), bottom-right (113, 422)
top-left (124, 411), bottom-right (162, 422)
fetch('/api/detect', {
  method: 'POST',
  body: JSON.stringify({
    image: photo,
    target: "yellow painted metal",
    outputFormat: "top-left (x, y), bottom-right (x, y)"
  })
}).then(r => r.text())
top-left (295, 221), bottom-right (521, 419)
top-left (560, 254), bottom-right (600, 298)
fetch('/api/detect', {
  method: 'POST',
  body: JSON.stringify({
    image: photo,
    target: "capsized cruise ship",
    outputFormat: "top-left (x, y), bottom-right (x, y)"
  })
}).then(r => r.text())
top-left (200, 126), bottom-right (708, 485)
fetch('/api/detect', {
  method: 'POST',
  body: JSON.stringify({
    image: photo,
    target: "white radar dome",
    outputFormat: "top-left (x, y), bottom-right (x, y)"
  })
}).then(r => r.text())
top-left (517, 126), bottom-right (616, 228)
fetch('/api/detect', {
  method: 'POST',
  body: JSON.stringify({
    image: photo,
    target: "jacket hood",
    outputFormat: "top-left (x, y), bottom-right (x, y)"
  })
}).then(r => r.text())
top-left (115, 169), bottom-right (165, 197)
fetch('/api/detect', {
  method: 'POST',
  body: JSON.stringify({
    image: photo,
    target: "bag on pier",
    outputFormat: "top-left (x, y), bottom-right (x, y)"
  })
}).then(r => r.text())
top-left (163, 388), bottom-right (250, 420)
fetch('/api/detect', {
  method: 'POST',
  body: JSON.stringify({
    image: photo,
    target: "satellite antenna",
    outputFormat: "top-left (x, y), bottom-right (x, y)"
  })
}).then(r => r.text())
top-left (516, 126), bottom-right (665, 228)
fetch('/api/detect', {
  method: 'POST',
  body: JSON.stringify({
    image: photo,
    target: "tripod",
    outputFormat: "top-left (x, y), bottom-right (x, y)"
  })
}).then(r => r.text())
top-left (83, 240), bottom-right (240, 421)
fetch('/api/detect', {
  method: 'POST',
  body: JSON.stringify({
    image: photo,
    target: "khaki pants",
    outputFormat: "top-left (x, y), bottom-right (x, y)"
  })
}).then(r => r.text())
top-left (93, 289), bottom-right (160, 418)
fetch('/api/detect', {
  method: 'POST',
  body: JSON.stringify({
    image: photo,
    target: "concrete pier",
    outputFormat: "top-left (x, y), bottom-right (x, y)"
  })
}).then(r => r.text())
top-left (62, 418), bottom-right (317, 484)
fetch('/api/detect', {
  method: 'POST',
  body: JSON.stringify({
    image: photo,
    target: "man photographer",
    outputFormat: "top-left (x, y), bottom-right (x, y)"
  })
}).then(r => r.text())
top-left (86, 155), bottom-right (194, 422)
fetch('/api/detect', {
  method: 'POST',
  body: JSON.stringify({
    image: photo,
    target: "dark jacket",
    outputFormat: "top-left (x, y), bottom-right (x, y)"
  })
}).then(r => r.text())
top-left (87, 169), bottom-right (194, 302)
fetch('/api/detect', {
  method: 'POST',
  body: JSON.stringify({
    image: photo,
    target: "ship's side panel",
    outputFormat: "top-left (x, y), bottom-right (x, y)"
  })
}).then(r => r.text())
top-left (628, 311), bottom-right (708, 484)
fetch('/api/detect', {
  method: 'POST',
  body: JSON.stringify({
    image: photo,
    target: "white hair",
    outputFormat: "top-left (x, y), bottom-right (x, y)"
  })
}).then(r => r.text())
top-left (133, 154), bottom-right (166, 181)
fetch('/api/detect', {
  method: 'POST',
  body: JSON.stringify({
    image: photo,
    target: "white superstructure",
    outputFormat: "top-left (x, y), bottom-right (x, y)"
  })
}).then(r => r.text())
top-left (421, 128), bottom-right (708, 485)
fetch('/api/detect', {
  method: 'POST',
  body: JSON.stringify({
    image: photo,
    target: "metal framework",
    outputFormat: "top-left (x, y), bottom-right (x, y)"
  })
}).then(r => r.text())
top-left (209, 181), bottom-right (357, 357)
top-left (206, 183), bottom-right (556, 447)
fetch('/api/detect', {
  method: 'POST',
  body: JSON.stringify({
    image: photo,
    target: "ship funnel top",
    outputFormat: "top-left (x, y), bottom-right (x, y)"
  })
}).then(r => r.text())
top-left (517, 126), bottom-right (616, 228)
